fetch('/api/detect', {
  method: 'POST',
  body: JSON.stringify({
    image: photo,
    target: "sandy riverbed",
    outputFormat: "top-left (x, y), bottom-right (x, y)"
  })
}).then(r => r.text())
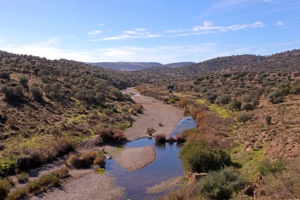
top-left (30, 87), bottom-right (184, 200)
top-left (123, 87), bottom-right (184, 141)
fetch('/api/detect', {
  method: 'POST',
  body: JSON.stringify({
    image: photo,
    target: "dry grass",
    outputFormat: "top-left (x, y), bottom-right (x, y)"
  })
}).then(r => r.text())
top-left (6, 167), bottom-right (69, 200)
top-left (67, 151), bottom-right (105, 169)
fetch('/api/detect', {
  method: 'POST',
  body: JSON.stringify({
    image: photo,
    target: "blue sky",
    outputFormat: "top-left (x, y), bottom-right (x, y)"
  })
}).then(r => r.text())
top-left (0, 0), bottom-right (299, 64)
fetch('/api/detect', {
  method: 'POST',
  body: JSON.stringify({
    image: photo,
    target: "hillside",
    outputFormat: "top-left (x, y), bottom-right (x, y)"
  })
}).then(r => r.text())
top-left (0, 50), bottom-right (143, 178)
top-left (88, 61), bottom-right (196, 71)
top-left (88, 62), bottom-right (163, 71)
top-left (140, 49), bottom-right (300, 76)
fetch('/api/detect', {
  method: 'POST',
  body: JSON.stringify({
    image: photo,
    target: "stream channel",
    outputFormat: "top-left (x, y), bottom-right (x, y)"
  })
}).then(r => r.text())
top-left (106, 116), bottom-right (197, 200)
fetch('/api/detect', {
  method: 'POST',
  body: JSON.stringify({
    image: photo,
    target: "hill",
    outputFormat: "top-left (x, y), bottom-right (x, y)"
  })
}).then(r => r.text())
top-left (89, 62), bottom-right (163, 71)
top-left (140, 49), bottom-right (300, 76)
top-left (0, 50), bottom-right (142, 178)
top-left (88, 61), bottom-right (196, 71)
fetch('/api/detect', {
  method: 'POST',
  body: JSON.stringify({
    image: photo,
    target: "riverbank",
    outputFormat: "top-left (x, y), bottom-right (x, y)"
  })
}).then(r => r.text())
top-left (29, 87), bottom-right (184, 200)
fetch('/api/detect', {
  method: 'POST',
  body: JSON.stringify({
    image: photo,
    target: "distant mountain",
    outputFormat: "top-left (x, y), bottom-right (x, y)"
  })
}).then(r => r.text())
top-left (88, 61), bottom-right (196, 71)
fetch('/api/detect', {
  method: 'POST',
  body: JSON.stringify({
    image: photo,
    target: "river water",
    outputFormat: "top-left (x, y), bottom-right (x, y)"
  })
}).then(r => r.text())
top-left (106, 116), bottom-right (197, 200)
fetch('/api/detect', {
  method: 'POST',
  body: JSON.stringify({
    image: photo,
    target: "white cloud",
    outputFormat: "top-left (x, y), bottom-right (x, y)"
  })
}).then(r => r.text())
top-left (95, 21), bottom-right (263, 41)
top-left (87, 30), bottom-right (103, 35)
top-left (276, 21), bottom-right (284, 26)
top-left (101, 28), bottom-right (160, 41)
top-left (193, 21), bottom-right (263, 32)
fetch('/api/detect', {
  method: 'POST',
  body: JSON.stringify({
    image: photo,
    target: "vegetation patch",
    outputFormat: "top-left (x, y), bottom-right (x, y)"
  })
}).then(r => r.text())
top-left (209, 104), bottom-right (229, 119)
top-left (179, 138), bottom-right (231, 173)
top-left (197, 168), bottom-right (247, 200)
top-left (67, 151), bottom-right (105, 169)
top-left (7, 167), bottom-right (69, 200)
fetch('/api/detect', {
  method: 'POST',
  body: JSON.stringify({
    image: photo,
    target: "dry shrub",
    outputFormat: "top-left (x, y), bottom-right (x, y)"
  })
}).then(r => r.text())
top-left (160, 183), bottom-right (197, 200)
top-left (17, 172), bottom-right (29, 184)
top-left (7, 167), bottom-right (69, 199)
top-left (67, 151), bottom-right (105, 169)
top-left (95, 127), bottom-right (126, 144)
top-left (154, 134), bottom-right (167, 143)
top-left (167, 137), bottom-right (176, 144)
top-left (175, 98), bottom-right (191, 108)
top-left (0, 179), bottom-right (12, 199)
top-left (16, 136), bottom-right (76, 171)
top-left (132, 103), bottom-right (143, 114)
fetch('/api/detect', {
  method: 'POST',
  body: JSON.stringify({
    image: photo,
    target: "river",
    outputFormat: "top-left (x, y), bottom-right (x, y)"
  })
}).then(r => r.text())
top-left (106, 116), bottom-right (197, 200)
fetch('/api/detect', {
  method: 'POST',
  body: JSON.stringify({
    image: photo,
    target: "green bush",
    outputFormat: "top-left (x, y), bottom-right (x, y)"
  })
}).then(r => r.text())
top-left (197, 168), bottom-right (246, 200)
top-left (258, 158), bottom-right (288, 176)
top-left (179, 139), bottom-right (231, 173)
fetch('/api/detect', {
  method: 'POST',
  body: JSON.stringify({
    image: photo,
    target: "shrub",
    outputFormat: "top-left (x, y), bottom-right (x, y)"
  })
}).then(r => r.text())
top-left (179, 139), bottom-right (231, 173)
top-left (17, 172), bottom-right (29, 184)
top-left (67, 151), bottom-right (105, 169)
top-left (1, 86), bottom-right (24, 101)
top-left (265, 115), bottom-right (272, 125)
top-left (167, 137), bottom-right (176, 144)
top-left (258, 158), bottom-right (288, 176)
top-left (241, 103), bottom-right (254, 111)
top-left (262, 157), bottom-right (300, 198)
top-left (146, 127), bottom-right (155, 135)
top-left (154, 134), bottom-right (167, 143)
top-left (0, 71), bottom-right (10, 82)
top-left (176, 130), bottom-right (190, 144)
top-left (19, 76), bottom-right (29, 88)
top-left (237, 113), bottom-right (252, 124)
top-left (197, 168), bottom-right (246, 200)
top-left (267, 92), bottom-right (283, 104)
top-left (30, 86), bottom-right (43, 102)
top-left (0, 179), bottom-right (12, 199)
top-left (95, 128), bottom-right (126, 144)
top-left (228, 98), bottom-right (241, 110)
top-left (215, 95), bottom-right (230, 105)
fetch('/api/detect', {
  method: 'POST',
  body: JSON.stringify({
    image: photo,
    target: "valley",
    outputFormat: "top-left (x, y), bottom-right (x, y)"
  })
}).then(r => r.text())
top-left (1, 49), bottom-right (300, 199)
